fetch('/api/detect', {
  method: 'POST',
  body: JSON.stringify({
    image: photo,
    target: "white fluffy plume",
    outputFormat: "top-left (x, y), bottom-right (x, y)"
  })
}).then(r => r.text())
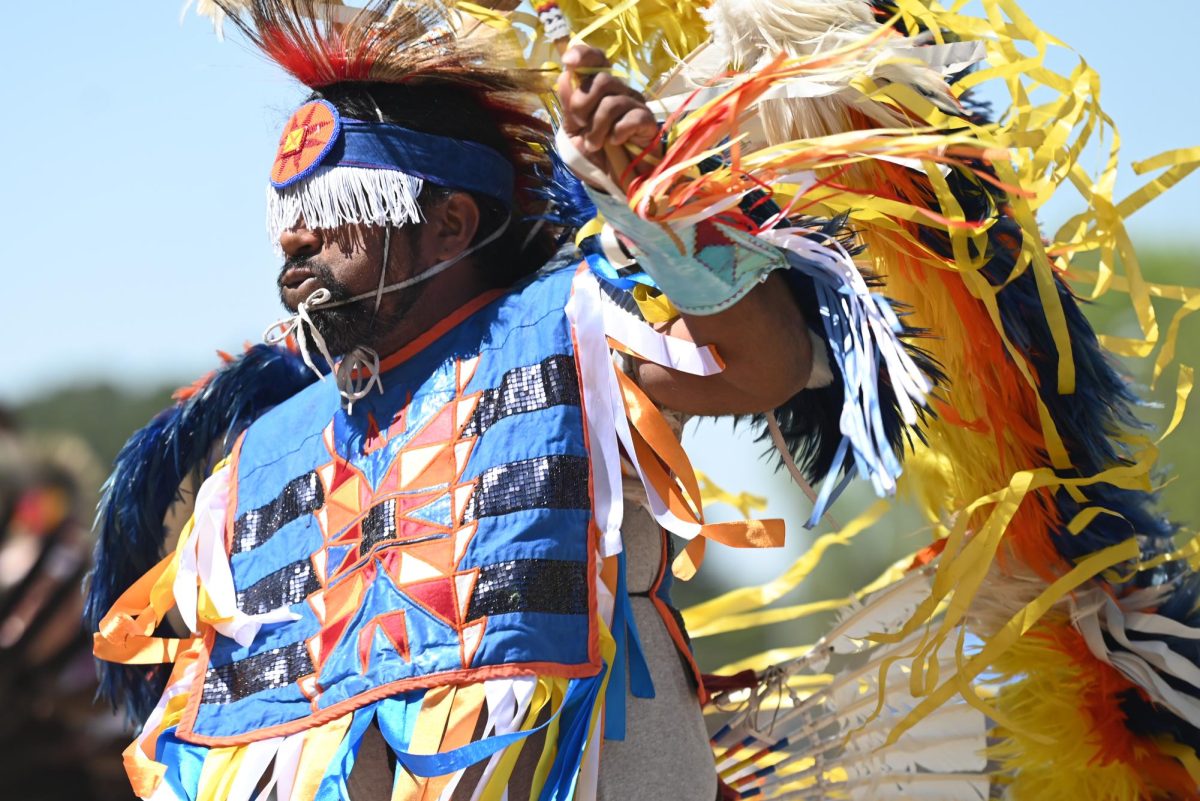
top-left (655, 0), bottom-right (983, 148)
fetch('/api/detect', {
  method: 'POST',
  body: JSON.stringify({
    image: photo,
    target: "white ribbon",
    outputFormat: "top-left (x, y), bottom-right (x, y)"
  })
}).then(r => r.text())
top-left (565, 270), bottom-right (627, 557)
top-left (172, 466), bottom-right (300, 647)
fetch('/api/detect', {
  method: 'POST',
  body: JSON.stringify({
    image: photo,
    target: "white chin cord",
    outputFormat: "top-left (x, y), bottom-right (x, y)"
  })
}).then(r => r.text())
top-left (265, 216), bottom-right (511, 412)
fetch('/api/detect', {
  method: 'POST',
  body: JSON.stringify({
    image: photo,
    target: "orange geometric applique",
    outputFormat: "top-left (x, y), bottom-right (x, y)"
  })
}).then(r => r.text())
top-left (270, 100), bottom-right (341, 188)
top-left (305, 354), bottom-right (491, 678)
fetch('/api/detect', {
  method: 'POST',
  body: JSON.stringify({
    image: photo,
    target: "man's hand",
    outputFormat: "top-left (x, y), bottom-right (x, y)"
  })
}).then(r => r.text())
top-left (555, 47), bottom-right (813, 416)
top-left (555, 45), bottom-right (659, 183)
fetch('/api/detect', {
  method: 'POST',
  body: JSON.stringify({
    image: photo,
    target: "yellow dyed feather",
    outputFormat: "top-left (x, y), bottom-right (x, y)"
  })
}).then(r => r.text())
top-left (557, 0), bottom-right (710, 84)
top-left (987, 619), bottom-right (1188, 801)
top-left (655, 0), bottom-right (1197, 744)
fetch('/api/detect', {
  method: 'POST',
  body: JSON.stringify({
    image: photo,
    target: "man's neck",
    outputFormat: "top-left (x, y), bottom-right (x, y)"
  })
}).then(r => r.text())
top-left (367, 256), bottom-right (495, 360)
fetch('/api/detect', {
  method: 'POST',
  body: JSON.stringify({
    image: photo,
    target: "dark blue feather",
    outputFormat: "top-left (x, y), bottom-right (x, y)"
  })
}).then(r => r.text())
top-left (530, 146), bottom-right (597, 235)
top-left (83, 344), bottom-right (319, 722)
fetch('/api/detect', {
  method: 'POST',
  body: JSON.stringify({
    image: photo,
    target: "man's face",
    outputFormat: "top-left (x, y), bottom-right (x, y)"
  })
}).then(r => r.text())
top-left (277, 223), bottom-right (425, 357)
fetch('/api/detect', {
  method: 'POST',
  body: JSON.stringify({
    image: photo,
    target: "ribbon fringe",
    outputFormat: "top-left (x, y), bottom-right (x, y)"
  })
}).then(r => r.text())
top-left (267, 165), bottom-right (424, 250)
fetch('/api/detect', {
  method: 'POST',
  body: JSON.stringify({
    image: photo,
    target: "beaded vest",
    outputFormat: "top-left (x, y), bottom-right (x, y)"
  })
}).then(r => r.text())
top-left (177, 267), bottom-right (600, 743)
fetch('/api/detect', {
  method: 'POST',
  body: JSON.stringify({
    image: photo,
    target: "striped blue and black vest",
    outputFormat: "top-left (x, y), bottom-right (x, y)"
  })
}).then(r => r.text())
top-left (178, 266), bottom-right (600, 742)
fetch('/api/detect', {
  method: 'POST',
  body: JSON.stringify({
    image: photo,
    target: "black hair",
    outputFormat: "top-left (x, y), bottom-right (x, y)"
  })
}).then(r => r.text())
top-left (310, 81), bottom-right (558, 287)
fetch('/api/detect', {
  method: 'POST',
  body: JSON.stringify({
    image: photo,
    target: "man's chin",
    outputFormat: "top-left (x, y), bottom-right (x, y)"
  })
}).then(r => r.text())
top-left (310, 316), bottom-right (370, 359)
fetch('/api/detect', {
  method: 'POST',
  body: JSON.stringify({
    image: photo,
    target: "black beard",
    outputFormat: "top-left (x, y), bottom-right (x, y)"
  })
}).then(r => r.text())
top-left (278, 259), bottom-right (425, 358)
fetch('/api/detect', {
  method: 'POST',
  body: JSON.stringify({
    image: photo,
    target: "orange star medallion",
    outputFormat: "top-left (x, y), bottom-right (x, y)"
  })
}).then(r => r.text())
top-left (270, 100), bottom-right (341, 188)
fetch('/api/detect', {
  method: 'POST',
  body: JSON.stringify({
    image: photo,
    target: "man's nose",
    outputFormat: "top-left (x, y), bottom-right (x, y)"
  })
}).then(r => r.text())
top-left (278, 223), bottom-right (323, 259)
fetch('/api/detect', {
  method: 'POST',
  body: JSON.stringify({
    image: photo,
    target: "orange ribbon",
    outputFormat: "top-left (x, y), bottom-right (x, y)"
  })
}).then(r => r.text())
top-left (93, 553), bottom-right (196, 665)
top-left (614, 367), bottom-right (785, 579)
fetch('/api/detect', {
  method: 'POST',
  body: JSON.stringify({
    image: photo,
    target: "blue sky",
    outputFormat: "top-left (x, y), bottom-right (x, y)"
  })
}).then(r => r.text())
top-left (2, 0), bottom-right (1197, 403)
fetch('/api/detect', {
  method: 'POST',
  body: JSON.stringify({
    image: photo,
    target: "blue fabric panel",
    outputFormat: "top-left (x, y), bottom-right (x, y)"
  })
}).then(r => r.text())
top-left (461, 405), bottom-right (587, 480)
top-left (235, 378), bottom-right (341, 514)
top-left (469, 610), bottom-right (593, 667)
top-left (194, 682), bottom-right (315, 739)
top-left (207, 604), bottom-right (320, 667)
top-left (154, 727), bottom-right (207, 801)
top-left (229, 514), bottom-right (323, 590)
top-left (462, 509), bottom-right (591, 566)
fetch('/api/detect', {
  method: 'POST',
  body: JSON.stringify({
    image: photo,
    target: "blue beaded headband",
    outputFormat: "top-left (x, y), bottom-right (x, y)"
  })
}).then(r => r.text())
top-left (270, 99), bottom-right (515, 206)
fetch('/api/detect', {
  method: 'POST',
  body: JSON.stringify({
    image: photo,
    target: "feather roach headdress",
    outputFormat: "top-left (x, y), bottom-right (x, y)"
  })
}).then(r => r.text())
top-left (206, 0), bottom-right (556, 246)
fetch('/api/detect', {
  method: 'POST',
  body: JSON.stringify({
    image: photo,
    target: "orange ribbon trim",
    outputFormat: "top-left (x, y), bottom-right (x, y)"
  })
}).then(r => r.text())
top-left (613, 367), bottom-right (785, 580)
top-left (93, 552), bottom-right (196, 665)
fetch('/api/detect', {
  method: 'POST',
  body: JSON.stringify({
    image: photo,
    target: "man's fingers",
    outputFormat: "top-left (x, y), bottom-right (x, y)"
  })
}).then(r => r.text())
top-left (567, 72), bottom-right (639, 136)
top-left (611, 108), bottom-right (659, 149)
top-left (584, 94), bottom-right (644, 152)
top-left (561, 44), bottom-right (608, 72)
top-left (557, 43), bottom-right (660, 176)
top-left (560, 44), bottom-right (610, 105)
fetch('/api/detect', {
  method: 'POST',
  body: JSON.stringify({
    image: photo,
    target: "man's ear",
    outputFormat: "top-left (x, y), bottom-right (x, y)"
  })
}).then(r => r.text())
top-left (429, 191), bottom-right (481, 261)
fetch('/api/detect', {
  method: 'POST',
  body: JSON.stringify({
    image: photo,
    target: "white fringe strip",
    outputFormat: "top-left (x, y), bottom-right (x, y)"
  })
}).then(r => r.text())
top-left (266, 166), bottom-right (425, 250)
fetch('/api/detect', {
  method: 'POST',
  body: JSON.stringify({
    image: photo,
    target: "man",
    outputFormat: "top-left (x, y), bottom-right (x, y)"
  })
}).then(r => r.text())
top-left (91, 1), bottom-right (1200, 799)
top-left (269, 43), bottom-right (815, 801)
top-left (87, 4), bottom-right (872, 799)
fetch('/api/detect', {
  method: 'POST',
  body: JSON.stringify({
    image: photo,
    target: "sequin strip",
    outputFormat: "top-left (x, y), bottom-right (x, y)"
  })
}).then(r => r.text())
top-left (466, 559), bottom-right (589, 620)
top-left (358, 498), bottom-right (397, 556)
top-left (462, 355), bottom-right (580, 438)
top-left (463, 455), bottom-right (590, 522)
top-left (231, 471), bottom-right (323, 554)
top-left (201, 641), bottom-right (314, 705)
top-left (235, 559), bottom-right (320, 615)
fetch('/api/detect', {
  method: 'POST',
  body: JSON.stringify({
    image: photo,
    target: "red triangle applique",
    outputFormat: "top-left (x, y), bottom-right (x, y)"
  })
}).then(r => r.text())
top-left (377, 610), bottom-right (410, 661)
top-left (332, 521), bottom-right (362, 545)
top-left (400, 577), bottom-right (458, 628)
top-left (378, 548), bottom-right (402, 584)
top-left (314, 614), bottom-right (351, 669)
top-left (691, 217), bottom-right (734, 248)
top-left (329, 459), bottom-right (358, 493)
top-left (357, 621), bottom-right (377, 674)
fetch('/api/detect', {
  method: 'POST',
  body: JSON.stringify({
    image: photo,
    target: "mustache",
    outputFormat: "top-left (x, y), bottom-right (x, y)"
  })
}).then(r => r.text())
top-left (277, 256), bottom-right (353, 305)
top-left (277, 255), bottom-right (321, 288)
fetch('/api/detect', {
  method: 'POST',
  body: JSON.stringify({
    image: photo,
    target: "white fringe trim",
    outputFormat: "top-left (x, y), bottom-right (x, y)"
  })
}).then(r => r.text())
top-left (266, 166), bottom-right (425, 250)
